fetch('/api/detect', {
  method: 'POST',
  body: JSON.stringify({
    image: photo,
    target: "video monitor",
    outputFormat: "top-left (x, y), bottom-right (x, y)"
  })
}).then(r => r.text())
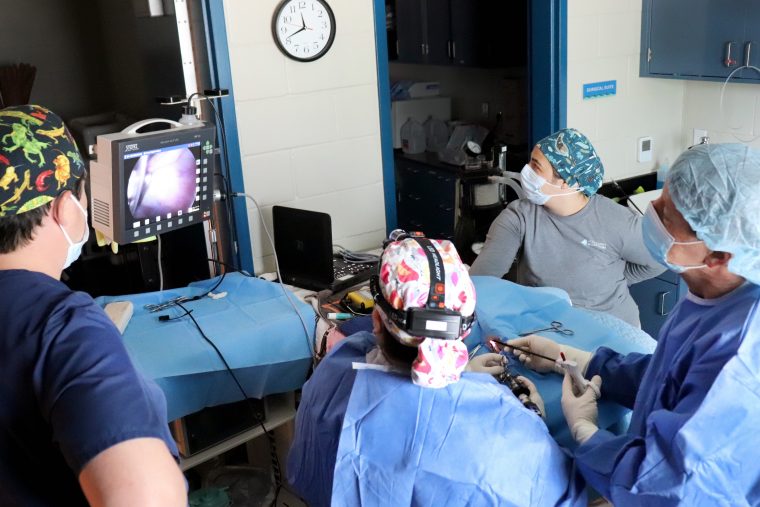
top-left (90, 123), bottom-right (215, 244)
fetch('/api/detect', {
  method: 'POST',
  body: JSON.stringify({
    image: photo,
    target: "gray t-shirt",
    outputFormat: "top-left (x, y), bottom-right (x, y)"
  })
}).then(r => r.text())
top-left (470, 195), bottom-right (665, 327)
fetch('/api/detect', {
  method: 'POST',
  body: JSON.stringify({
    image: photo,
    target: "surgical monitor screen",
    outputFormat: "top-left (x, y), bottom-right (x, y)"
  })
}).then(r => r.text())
top-left (124, 142), bottom-right (202, 224)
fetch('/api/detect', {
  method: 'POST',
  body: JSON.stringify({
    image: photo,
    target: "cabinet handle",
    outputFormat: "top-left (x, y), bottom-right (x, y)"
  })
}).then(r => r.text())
top-left (452, 41), bottom-right (457, 59)
top-left (725, 42), bottom-right (737, 67)
top-left (438, 204), bottom-right (454, 212)
top-left (657, 291), bottom-right (672, 316)
top-left (407, 194), bottom-right (422, 201)
top-left (447, 40), bottom-right (452, 59)
top-left (745, 41), bottom-right (753, 67)
top-left (421, 42), bottom-right (425, 56)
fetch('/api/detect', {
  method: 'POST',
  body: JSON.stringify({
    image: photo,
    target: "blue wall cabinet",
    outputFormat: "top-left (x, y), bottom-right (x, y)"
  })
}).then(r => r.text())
top-left (630, 270), bottom-right (687, 339)
top-left (394, 0), bottom-right (451, 65)
top-left (641, 0), bottom-right (760, 83)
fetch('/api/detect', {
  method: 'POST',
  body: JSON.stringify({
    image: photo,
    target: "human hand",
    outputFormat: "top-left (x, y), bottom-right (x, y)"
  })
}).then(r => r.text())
top-left (465, 352), bottom-right (506, 375)
top-left (561, 372), bottom-right (602, 444)
top-left (516, 376), bottom-right (546, 420)
top-left (503, 335), bottom-right (561, 373)
top-left (504, 335), bottom-right (594, 375)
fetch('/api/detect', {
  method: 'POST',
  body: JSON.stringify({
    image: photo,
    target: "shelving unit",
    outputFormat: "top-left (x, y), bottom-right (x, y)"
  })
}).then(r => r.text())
top-left (179, 392), bottom-right (296, 471)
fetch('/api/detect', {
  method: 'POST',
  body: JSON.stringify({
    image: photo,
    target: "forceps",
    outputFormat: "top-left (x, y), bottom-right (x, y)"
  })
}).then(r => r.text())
top-left (144, 296), bottom-right (192, 313)
top-left (518, 321), bottom-right (574, 337)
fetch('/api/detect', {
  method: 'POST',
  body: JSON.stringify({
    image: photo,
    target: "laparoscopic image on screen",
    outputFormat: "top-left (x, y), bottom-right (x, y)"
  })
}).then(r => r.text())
top-left (126, 146), bottom-right (198, 220)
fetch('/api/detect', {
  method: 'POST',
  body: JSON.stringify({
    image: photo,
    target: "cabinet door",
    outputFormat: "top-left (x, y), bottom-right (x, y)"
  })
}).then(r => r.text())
top-left (629, 277), bottom-right (680, 340)
top-left (423, 0), bottom-right (451, 64)
top-left (395, 0), bottom-right (425, 63)
top-left (646, 0), bottom-right (746, 78)
top-left (737, 5), bottom-right (760, 80)
top-left (449, 0), bottom-right (483, 66)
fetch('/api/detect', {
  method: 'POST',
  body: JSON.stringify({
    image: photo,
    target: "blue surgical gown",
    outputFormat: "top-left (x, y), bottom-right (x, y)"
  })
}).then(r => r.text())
top-left (577, 283), bottom-right (760, 506)
top-left (287, 331), bottom-right (586, 507)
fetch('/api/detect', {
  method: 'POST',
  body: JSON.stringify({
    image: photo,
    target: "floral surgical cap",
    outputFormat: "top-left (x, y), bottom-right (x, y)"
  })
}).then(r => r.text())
top-left (536, 128), bottom-right (604, 196)
top-left (0, 105), bottom-right (85, 217)
top-left (376, 237), bottom-right (476, 388)
top-left (667, 143), bottom-right (760, 285)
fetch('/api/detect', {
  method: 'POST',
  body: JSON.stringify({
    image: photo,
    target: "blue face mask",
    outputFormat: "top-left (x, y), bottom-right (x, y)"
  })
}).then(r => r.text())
top-left (642, 203), bottom-right (705, 273)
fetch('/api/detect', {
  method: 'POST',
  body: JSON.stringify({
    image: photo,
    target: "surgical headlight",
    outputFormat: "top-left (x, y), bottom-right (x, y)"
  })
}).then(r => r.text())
top-left (370, 233), bottom-right (474, 341)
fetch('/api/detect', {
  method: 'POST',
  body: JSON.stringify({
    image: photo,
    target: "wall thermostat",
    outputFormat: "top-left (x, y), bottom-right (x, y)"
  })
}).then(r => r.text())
top-left (638, 136), bottom-right (653, 163)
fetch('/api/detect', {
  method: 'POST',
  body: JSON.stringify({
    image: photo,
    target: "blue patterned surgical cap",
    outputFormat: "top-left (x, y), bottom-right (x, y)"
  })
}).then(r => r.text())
top-left (536, 128), bottom-right (604, 196)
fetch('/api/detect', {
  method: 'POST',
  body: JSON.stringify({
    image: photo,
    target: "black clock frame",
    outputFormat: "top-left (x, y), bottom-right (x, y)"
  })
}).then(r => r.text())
top-left (271, 0), bottom-right (337, 62)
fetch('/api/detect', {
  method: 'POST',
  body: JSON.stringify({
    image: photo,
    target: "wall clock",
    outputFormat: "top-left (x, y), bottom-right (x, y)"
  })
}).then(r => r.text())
top-left (272, 0), bottom-right (336, 62)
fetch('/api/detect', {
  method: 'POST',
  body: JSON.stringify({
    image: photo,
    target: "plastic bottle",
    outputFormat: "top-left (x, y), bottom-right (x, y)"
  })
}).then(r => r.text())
top-left (656, 157), bottom-right (669, 189)
top-left (423, 116), bottom-right (449, 153)
top-left (400, 118), bottom-right (426, 154)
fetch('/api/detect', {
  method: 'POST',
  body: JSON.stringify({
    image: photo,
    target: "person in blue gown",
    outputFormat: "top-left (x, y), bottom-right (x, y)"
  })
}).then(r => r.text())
top-left (506, 144), bottom-right (760, 506)
top-left (287, 235), bottom-right (586, 506)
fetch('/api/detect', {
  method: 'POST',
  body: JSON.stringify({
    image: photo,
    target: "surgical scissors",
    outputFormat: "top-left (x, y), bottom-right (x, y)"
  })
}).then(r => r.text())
top-left (518, 321), bottom-right (574, 337)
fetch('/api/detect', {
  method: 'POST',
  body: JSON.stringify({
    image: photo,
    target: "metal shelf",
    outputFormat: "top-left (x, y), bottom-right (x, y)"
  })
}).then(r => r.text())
top-left (179, 393), bottom-right (296, 471)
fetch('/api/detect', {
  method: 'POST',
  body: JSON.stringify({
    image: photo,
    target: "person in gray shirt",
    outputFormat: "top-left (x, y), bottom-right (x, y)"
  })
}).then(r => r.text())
top-left (470, 128), bottom-right (664, 327)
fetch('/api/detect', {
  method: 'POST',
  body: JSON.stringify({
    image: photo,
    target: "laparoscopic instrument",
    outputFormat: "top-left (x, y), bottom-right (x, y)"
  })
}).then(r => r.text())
top-left (483, 338), bottom-right (543, 417)
top-left (488, 338), bottom-right (599, 397)
top-left (487, 337), bottom-right (556, 362)
top-left (518, 320), bottom-right (574, 337)
top-left (495, 367), bottom-right (543, 418)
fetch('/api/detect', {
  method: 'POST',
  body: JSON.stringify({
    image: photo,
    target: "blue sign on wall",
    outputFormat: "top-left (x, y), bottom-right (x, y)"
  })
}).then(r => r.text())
top-left (583, 80), bottom-right (617, 99)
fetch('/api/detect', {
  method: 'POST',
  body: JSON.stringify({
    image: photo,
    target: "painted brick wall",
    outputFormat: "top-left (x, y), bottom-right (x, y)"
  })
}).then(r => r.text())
top-left (223, 0), bottom-right (386, 273)
top-left (682, 80), bottom-right (760, 150)
top-left (566, 0), bottom-right (685, 181)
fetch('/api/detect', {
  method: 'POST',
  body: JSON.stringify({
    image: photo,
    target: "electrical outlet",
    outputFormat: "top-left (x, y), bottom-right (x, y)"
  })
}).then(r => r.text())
top-left (693, 128), bottom-right (708, 146)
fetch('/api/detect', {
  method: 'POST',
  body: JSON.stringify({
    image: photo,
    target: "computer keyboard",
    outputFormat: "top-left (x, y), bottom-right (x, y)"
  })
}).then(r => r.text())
top-left (334, 262), bottom-right (373, 281)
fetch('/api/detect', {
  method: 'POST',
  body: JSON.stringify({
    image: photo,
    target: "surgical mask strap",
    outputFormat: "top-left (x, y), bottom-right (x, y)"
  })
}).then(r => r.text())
top-left (58, 193), bottom-right (87, 245)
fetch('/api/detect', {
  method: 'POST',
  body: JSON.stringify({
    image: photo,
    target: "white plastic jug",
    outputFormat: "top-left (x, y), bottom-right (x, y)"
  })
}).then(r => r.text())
top-left (423, 117), bottom-right (449, 153)
top-left (400, 118), bottom-right (426, 154)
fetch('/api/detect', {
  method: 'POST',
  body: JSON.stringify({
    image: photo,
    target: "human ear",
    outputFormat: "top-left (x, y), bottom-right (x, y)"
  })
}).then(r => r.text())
top-left (705, 251), bottom-right (732, 268)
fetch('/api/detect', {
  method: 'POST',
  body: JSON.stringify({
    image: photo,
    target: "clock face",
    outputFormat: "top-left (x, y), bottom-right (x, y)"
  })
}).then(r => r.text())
top-left (272, 0), bottom-right (336, 62)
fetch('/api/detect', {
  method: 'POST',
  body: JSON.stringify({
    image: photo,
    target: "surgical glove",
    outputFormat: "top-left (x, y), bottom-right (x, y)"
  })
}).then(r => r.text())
top-left (561, 372), bottom-right (602, 445)
top-left (505, 335), bottom-right (594, 375)
top-left (516, 376), bottom-right (546, 420)
top-left (466, 353), bottom-right (506, 375)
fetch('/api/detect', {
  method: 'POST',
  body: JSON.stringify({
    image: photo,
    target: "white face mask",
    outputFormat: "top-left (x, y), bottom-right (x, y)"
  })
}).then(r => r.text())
top-left (58, 193), bottom-right (89, 269)
top-left (519, 164), bottom-right (580, 205)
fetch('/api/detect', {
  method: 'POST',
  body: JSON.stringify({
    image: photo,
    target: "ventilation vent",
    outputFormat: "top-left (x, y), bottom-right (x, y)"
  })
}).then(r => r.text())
top-left (92, 199), bottom-right (111, 227)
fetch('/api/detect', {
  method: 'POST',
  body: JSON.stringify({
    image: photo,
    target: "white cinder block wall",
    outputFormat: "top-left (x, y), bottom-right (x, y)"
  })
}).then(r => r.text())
top-left (566, 0), bottom-right (685, 181)
top-left (682, 81), bottom-right (760, 150)
top-left (223, 0), bottom-right (386, 273)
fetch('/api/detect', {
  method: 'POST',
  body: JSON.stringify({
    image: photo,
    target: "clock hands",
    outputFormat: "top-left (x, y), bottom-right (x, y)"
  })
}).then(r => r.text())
top-left (286, 11), bottom-right (313, 41)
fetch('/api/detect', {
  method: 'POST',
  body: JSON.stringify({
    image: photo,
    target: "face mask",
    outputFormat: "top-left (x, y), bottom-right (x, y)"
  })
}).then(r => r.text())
top-left (520, 164), bottom-right (580, 205)
top-left (642, 203), bottom-right (705, 273)
top-left (58, 193), bottom-right (90, 270)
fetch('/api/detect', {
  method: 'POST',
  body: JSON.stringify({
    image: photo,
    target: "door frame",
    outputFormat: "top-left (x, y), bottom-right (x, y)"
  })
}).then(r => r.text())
top-left (201, 0), bottom-right (253, 273)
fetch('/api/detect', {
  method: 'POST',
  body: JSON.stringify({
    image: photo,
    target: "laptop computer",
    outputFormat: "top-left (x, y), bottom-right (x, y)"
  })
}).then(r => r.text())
top-left (272, 205), bottom-right (377, 292)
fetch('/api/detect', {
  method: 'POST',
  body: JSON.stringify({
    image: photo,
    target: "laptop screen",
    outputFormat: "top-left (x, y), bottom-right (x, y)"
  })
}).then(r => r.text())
top-left (272, 205), bottom-right (334, 287)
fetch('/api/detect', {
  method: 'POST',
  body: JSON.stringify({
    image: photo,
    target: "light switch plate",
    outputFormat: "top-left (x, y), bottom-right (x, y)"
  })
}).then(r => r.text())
top-left (693, 128), bottom-right (708, 146)
top-left (637, 136), bottom-right (653, 163)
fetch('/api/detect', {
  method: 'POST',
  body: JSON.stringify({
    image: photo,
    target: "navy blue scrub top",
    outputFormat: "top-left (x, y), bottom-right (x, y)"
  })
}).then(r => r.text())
top-left (0, 270), bottom-right (178, 507)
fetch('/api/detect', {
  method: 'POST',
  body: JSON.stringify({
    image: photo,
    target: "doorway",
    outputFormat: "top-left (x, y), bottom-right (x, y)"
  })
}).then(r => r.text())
top-left (373, 0), bottom-right (567, 259)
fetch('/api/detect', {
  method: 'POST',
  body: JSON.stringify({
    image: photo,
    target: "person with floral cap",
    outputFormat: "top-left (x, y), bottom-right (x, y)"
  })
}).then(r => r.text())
top-left (0, 105), bottom-right (185, 506)
top-left (287, 233), bottom-right (586, 506)
top-left (471, 128), bottom-right (664, 327)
